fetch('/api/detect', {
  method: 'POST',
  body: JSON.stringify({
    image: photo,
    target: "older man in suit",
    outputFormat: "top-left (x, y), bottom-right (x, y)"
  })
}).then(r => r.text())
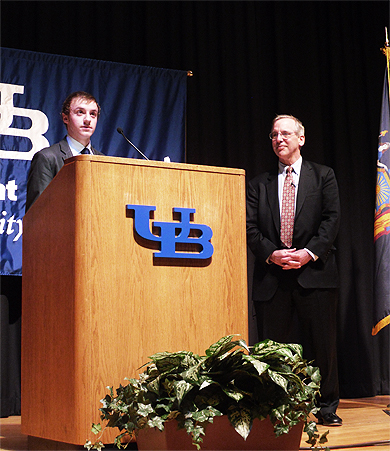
top-left (246, 114), bottom-right (342, 426)
top-left (26, 91), bottom-right (104, 212)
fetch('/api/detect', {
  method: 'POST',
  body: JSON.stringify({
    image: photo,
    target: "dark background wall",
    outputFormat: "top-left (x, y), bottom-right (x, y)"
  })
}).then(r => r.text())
top-left (1, 1), bottom-right (389, 413)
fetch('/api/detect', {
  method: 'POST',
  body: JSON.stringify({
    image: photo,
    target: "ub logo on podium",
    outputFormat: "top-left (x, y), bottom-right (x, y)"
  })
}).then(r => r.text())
top-left (126, 205), bottom-right (214, 259)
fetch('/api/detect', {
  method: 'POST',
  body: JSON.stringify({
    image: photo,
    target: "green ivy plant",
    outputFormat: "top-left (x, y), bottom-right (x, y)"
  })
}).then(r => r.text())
top-left (85, 335), bottom-right (329, 450)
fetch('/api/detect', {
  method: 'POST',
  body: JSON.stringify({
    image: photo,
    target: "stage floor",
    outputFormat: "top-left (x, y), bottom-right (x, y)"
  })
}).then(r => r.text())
top-left (1, 396), bottom-right (389, 450)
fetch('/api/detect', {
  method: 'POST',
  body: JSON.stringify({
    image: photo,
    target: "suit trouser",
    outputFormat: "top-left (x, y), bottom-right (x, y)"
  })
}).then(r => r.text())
top-left (254, 279), bottom-right (339, 415)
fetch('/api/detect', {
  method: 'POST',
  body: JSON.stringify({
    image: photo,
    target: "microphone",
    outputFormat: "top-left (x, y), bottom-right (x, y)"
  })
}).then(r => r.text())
top-left (117, 127), bottom-right (149, 160)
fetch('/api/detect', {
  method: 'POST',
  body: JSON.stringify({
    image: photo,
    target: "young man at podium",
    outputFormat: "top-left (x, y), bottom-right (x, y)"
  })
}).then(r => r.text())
top-left (26, 91), bottom-right (104, 212)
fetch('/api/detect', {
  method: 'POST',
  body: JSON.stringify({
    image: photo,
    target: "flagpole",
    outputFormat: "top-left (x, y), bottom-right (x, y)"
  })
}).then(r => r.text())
top-left (382, 27), bottom-right (390, 98)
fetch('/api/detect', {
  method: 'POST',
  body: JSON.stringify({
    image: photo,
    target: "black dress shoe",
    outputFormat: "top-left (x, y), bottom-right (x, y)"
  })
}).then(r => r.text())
top-left (317, 412), bottom-right (343, 426)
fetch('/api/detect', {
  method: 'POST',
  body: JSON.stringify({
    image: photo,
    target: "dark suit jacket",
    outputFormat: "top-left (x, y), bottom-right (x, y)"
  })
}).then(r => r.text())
top-left (26, 138), bottom-right (104, 212)
top-left (246, 159), bottom-right (340, 301)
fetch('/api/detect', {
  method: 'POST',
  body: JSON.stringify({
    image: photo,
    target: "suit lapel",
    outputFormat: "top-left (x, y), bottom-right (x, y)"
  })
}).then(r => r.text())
top-left (295, 159), bottom-right (312, 219)
top-left (58, 138), bottom-right (73, 161)
top-left (265, 170), bottom-right (280, 232)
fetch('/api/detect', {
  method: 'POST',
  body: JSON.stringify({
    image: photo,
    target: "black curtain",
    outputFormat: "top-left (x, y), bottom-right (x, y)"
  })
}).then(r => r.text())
top-left (1, 1), bottom-right (389, 413)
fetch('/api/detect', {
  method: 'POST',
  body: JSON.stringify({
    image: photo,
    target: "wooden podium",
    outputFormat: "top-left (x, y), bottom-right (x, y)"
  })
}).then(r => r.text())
top-left (21, 155), bottom-right (248, 447)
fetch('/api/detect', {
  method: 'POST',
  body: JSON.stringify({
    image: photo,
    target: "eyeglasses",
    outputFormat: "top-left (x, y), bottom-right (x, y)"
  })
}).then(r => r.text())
top-left (269, 131), bottom-right (296, 140)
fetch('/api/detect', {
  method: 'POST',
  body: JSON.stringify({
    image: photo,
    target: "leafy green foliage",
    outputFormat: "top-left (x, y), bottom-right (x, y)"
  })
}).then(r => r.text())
top-left (85, 335), bottom-right (326, 450)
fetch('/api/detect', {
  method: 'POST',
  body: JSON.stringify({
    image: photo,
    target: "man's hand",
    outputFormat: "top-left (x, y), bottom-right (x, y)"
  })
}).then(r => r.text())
top-left (269, 249), bottom-right (313, 270)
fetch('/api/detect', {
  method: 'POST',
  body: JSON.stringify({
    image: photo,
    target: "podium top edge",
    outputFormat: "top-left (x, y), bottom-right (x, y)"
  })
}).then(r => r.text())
top-left (65, 155), bottom-right (246, 176)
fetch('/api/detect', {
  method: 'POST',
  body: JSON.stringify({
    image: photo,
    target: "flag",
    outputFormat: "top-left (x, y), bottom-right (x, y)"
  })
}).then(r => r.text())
top-left (0, 48), bottom-right (187, 275)
top-left (373, 65), bottom-right (390, 335)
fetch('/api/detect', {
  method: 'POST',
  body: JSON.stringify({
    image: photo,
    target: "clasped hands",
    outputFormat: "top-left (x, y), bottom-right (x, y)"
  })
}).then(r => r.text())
top-left (269, 248), bottom-right (312, 270)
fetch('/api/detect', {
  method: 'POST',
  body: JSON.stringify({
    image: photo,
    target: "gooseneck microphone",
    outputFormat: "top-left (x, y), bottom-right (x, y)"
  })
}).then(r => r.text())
top-left (117, 127), bottom-right (150, 160)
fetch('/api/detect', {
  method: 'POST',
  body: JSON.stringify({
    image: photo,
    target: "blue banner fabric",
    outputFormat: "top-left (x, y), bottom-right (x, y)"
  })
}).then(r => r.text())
top-left (0, 48), bottom-right (187, 275)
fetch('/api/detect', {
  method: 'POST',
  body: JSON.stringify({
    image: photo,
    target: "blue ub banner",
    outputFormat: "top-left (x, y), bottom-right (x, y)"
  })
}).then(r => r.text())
top-left (0, 48), bottom-right (187, 275)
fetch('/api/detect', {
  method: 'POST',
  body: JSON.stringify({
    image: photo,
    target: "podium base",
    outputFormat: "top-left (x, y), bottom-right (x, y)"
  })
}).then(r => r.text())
top-left (27, 435), bottom-right (138, 450)
top-left (28, 436), bottom-right (81, 450)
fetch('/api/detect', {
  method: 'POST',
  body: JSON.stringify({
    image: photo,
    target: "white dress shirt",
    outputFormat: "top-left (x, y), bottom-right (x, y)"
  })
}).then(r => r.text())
top-left (66, 135), bottom-right (91, 156)
top-left (278, 156), bottom-right (302, 216)
top-left (275, 156), bottom-right (317, 261)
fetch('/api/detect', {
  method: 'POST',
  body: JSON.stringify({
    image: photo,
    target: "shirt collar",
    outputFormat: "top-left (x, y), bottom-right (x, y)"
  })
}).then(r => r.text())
top-left (278, 156), bottom-right (302, 176)
top-left (66, 135), bottom-right (91, 155)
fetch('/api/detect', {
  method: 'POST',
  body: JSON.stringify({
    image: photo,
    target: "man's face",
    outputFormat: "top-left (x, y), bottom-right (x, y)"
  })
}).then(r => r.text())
top-left (271, 118), bottom-right (305, 165)
top-left (62, 97), bottom-right (99, 146)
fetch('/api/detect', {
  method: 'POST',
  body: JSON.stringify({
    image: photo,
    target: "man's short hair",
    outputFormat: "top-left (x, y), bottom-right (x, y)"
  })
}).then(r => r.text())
top-left (61, 91), bottom-right (101, 118)
top-left (272, 114), bottom-right (305, 137)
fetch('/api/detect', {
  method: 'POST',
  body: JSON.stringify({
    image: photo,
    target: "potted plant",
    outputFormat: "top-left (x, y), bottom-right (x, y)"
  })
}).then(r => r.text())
top-left (85, 335), bottom-right (328, 450)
